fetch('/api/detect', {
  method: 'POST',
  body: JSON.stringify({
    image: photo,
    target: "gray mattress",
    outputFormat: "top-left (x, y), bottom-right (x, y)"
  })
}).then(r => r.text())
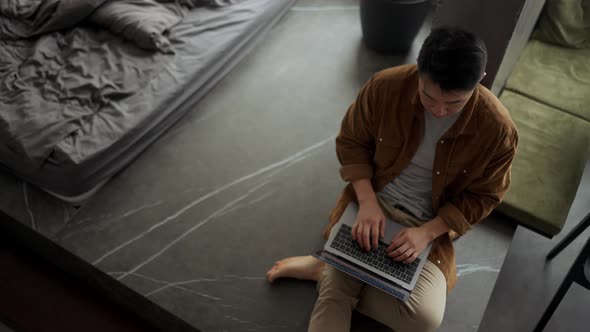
top-left (0, 0), bottom-right (296, 199)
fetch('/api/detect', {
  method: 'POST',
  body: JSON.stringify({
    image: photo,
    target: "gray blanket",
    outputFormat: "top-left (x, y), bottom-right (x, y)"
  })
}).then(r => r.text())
top-left (0, 0), bottom-right (107, 39)
top-left (0, 0), bottom-right (241, 167)
top-left (0, 0), bottom-right (238, 42)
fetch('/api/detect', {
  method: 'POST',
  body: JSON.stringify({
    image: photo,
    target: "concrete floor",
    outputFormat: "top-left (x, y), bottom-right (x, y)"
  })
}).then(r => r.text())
top-left (0, 322), bottom-right (14, 332)
top-left (0, 2), bottom-right (528, 331)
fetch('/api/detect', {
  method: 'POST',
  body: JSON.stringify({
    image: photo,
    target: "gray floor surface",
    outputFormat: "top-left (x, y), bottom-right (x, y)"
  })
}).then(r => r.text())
top-left (0, 322), bottom-right (14, 332)
top-left (0, 2), bottom-right (532, 331)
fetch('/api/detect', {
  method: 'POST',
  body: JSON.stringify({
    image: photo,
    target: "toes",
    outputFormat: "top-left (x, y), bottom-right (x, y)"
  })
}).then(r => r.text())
top-left (267, 272), bottom-right (276, 283)
top-left (266, 267), bottom-right (280, 282)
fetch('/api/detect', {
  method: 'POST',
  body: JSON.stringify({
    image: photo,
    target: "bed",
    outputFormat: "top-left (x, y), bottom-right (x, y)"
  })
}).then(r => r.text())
top-left (0, 0), bottom-right (296, 203)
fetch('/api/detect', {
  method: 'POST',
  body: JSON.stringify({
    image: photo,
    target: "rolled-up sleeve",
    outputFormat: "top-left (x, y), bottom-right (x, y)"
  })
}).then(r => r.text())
top-left (438, 130), bottom-right (518, 235)
top-left (336, 77), bottom-right (379, 182)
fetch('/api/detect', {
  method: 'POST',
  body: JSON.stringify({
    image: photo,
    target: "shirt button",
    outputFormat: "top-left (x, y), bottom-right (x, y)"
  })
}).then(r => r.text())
top-left (440, 140), bottom-right (445, 144)
top-left (379, 138), bottom-right (383, 142)
top-left (437, 260), bottom-right (441, 264)
top-left (463, 169), bottom-right (467, 173)
top-left (436, 171), bottom-right (441, 175)
top-left (435, 196), bottom-right (439, 199)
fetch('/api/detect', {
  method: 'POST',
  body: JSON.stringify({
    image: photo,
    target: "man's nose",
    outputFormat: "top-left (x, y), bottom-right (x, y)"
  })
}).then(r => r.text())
top-left (433, 106), bottom-right (446, 116)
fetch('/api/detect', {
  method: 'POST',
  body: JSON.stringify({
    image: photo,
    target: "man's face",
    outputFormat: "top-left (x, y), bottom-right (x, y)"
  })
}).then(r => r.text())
top-left (418, 74), bottom-right (475, 118)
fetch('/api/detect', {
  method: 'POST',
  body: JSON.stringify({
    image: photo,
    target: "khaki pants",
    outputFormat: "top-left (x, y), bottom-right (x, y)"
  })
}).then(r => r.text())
top-left (309, 197), bottom-right (447, 332)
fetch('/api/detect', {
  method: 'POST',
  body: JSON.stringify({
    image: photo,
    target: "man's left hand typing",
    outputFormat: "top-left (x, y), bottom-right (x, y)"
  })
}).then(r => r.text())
top-left (386, 227), bottom-right (432, 264)
top-left (386, 216), bottom-right (451, 264)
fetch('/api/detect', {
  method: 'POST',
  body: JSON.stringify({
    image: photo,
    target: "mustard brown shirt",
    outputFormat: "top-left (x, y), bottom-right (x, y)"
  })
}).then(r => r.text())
top-left (323, 64), bottom-right (518, 292)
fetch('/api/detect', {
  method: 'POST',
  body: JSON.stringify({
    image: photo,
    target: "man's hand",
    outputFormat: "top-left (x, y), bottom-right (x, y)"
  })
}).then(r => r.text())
top-left (386, 226), bottom-right (432, 264)
top-left (387, 216), bottom-right (452, 264)
top-left (351, 199), bottom-right (386, 251)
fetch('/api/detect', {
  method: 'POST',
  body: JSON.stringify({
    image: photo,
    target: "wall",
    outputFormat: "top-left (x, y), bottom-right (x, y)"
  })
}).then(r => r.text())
top-left (432, 0), bottom-right (544, 93)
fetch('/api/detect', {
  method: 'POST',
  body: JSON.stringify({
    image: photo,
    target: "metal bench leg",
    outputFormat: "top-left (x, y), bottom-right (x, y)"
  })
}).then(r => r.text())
top-left (536, 235), bottom-right (590, 331)
top-left (547, 212), bottom-right (590, 260)
top-left (533, 276), bottom-right (573, 332)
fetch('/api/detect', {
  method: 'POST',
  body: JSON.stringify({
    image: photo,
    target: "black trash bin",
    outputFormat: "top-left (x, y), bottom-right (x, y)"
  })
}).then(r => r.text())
top-left (360, 0), bottom-right (431, 54)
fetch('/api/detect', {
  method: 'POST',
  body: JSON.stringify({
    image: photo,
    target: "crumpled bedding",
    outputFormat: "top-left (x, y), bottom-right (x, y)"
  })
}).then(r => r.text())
top-left (88, 1), bottom-right (184, 53)
top-left (0, 0), bottom-right (243, 168)
top-left (0, 0), bottom-right (107, 39)
top-left (0, 0), bottom-right (240, 43)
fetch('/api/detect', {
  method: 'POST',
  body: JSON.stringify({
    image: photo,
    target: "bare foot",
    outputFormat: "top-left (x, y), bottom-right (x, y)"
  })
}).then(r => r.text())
top-left (266, 255), bottom-right (325, 283)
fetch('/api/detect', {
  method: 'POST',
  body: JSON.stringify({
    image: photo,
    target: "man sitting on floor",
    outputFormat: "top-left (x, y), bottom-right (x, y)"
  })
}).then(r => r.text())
top-left (266, 27), bottom-right (518, 332)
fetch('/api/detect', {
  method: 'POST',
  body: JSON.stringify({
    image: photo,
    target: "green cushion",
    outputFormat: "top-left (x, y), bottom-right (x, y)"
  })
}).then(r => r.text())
top-left (533, 0), bottom-right (590, 49)
top-left (497, 91), bottom-right (590, 236)
top-left (505, 40), bottom-right (590, 122)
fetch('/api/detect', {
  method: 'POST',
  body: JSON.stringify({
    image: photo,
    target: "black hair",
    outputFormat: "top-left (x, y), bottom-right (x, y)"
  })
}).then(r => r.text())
top-left (417, 27), bottom-right (487, 91)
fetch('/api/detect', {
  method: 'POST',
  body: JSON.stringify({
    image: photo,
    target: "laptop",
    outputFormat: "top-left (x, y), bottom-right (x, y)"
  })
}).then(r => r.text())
top-left (313, 202), bottom-right (432, 301)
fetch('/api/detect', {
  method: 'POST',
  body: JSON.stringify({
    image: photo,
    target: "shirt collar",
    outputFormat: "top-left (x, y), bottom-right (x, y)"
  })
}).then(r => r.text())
top-left (444, 87), bottom-right (479, 137)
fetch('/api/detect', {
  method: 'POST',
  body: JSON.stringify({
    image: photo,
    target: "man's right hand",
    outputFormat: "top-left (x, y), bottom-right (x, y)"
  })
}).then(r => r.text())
top-left (351, 199), bottom-right (386, 251)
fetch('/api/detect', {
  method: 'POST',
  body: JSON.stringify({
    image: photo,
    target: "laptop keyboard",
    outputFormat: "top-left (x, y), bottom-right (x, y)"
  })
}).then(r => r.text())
top-left (330, 224), bottom-right (420, 283)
